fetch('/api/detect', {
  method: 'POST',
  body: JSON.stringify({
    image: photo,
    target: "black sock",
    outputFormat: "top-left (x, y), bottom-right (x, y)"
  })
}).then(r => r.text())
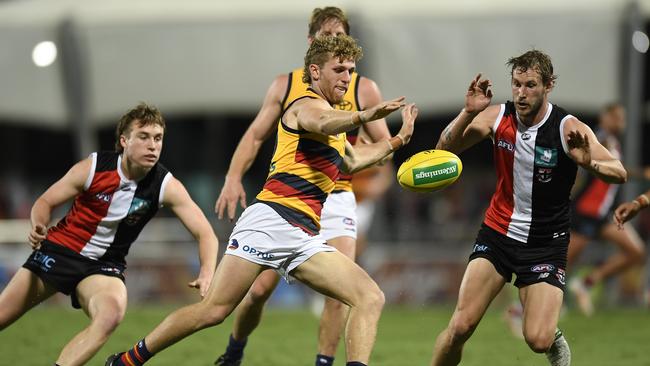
top-left (224, 334), bottom-right (247, 359)
top-left (316, 354), bottom-right (334, 366)
top-left (346, 362), bottom-right (367, 366)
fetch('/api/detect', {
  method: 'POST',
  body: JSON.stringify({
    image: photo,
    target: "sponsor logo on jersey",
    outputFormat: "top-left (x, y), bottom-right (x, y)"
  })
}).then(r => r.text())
top-left (531, 264), bottom-right (555, 273)
top-left (552, 231), bottom-right (567, 239)
top-left (32, 251), bottom-right (56, 272)
top-left (472, 244), bottom-right (489, 253)
top-left (521, 132), bottom-right (531, 140)
top-left (334, 100), bottom-right (353, 111)
top-left (228, 239), bottom-right (239, 250)
top-left (124, 197), bottom-right (152, 225)
top-left (537, 167), bottom-right (553, 183)
top-left (413, 162), bottom-right (458, 185)
top-left (534, 146), bottom-right (558, 167)
top-left (497, 139), bottom-right (515, 152)
top-left (101, 266), bottom-right (123, 275)
top-left (95, 192), bottom-right (113, 203)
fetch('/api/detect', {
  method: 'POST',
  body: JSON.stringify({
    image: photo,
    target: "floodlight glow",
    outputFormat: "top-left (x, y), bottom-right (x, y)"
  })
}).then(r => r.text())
top-left (632, 31), bottom-right (649, 54)
top-left (32, 41), bottom-right (58, 67)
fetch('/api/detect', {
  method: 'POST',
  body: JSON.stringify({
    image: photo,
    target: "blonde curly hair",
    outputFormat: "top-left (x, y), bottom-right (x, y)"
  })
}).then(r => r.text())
top-left (303, 35), bottom-right (363, 84)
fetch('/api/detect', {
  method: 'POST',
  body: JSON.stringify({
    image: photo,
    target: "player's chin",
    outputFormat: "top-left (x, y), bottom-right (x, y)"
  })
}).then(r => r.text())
top-left (139, 159), bottom-right (158, 168)
top-left (331, 95), bottom-right (344, 104)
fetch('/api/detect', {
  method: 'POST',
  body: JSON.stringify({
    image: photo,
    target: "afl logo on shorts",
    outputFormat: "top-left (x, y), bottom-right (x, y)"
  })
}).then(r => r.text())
top-left (531, 264), bottom-right (555, 273)
top-left (228, 239), bottom-right (239, 250)
top-left (343, 217), bottom-right (355, 226)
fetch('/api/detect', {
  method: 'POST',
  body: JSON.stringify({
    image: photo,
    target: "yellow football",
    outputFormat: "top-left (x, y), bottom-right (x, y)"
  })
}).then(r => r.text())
top-left (397, 149), bottom-right (463, 192)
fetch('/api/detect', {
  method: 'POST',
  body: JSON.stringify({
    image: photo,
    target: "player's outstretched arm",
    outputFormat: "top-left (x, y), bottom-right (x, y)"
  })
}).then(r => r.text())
top-left (614, 191), bottom-right (650, 228)
top-left (165, 177), bottom-right (219, 297)
top-left (29, 157), bottom-right (90, 249)
top-left (564, 118), bottom-right (627, 184)
top-left (297, 96), bottom-right (405, 135)
top-left (215, 75), bottom-right (287, 221)
top-left (342, 104), bottom-right (418, 174)
top-left (436, 74), bottom-right (494, 154)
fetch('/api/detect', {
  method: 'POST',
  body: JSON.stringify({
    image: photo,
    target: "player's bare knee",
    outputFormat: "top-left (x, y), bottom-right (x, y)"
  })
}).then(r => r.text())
top-left (448, 322), bottom-right (475, 343)
top-left (324, 296), bottom-right (347, 311)
top-left (0, 312), bottom-right (14, 330)
top-left (629, 244), bottom-right (646, 263)
top-left (359, 286), bottom-right (385, 313)
top-left (199, 303), bottom-right (230, 327)
top-left (0, 298), bottom-right (20, 329)
top-left (93, 313), bottom-right (123, 337)
top-left (448, 315), bottom-right (478, 342)
top-left (248, 282), bottom-right (275, 304)
top-left (92, 301), bottom-right (126, 335)
top-left (524, 331), bottom-right (554, 353)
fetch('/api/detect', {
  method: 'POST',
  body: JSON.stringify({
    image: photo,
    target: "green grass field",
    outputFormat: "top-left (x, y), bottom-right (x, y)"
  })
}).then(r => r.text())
top-left (1, 305), bottom-right (648, 365)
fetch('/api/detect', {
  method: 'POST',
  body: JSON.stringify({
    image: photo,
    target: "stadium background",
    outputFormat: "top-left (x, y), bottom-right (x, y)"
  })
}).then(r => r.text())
top-left (0, 1), bottom-right (649, 365)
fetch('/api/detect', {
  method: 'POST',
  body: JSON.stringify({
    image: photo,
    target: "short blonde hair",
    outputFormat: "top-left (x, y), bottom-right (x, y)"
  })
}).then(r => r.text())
top-left (303, 35), bottom-right (363, 84)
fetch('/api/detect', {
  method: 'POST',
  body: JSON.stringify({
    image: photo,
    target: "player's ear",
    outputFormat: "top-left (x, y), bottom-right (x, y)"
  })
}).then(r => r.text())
top-left (545, 80), bottom-right (555, 93)
top-left (309, 64), bottom-right (320, 82)
top-left (120, 134), bottom-right (128, 150)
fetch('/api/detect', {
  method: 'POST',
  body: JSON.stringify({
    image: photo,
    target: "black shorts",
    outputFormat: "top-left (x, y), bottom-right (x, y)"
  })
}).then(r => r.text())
top-left (23, 240), bottom-right (125, 309)
top-left (469, 224), bottom-right (568, 291)
top-left (571, 211), bottom-right (608, 239)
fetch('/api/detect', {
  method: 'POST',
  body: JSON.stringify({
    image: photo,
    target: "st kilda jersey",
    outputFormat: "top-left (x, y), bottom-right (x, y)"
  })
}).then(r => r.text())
top-left (46, 151), bottom-right (172, 266)
top-left (483, 101), bottom-right (578, 244)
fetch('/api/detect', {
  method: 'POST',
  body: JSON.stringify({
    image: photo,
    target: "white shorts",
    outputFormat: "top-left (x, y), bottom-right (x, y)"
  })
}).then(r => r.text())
top-left (320, 191), bottom-right (357, 240)
top-left (355, 200), bottom-right (377, 237)
top-left (225, 203), bottom-right (336, 282)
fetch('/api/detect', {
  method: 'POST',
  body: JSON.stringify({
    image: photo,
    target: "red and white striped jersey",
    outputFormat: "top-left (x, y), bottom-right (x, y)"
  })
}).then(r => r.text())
top-left (483, 101), bottom-right (578, 244)
top-left (47, 151), bottom-right (172, 265)
top-left (572, 129), bottom-right (622, 219)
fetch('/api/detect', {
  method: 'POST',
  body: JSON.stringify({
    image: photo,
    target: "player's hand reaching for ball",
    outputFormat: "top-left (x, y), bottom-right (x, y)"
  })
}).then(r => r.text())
top-left (397, 103), bottom-right (418, 145)
top-left (465, 74), bottom-right (493, 114)
top-left (360, 96), bottom-right (406, 122)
